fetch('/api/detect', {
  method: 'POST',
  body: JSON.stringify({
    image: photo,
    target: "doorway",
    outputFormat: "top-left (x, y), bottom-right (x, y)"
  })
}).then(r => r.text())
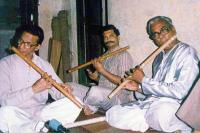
top-left (76, 0), bottom-right (107, 85)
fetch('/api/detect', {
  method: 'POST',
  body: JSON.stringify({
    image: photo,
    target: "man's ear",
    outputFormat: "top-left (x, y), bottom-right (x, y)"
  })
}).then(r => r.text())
top-left (171, 27), bottom-right (176, 33)
top-left (34, 44), bottom-right (41, 51)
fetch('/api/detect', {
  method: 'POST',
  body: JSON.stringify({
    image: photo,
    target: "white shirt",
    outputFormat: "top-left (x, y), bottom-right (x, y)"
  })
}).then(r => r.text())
top-left (98, 47), bottom-right (133, 89)
top-left (0, 54), bottom-right (64, 116)
top-left (142, 42), bottom-right (199, 102)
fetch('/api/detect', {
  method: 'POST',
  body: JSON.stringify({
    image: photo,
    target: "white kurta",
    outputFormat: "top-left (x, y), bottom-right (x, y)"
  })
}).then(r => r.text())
top-left (0, 54), bottom-right (81, 132)
top-left (106, 42), bottom-right (199, 133)
top-left (70, 48), bottom-right (134, 112)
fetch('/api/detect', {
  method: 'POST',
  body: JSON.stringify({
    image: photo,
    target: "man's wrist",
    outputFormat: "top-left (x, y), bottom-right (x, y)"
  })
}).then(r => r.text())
top-left (97, 68), bottom-right (105, 74)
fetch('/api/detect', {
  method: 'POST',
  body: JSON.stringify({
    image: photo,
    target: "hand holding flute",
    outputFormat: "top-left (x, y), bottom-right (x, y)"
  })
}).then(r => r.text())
top-left (126, 66), bottom-right (145, 83)
top-left (11, 47), bottom-right (82, 108)
top-left (32, 75), bottom-right (54, 93)
top-left (67, 46), bottom-right (129, 73)
top-left (113, 66), bottom-right (143, 94)
top-left (108, 35), bottom-right (177, 99)
top-left (32, 74), bottom-right (73, 96)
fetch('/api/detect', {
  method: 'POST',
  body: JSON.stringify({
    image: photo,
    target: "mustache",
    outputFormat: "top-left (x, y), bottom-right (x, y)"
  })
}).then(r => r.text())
top-left (105, 41), bottom-right (115, 45)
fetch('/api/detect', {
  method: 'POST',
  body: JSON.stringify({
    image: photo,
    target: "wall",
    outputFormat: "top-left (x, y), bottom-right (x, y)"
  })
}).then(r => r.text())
top-left (38, 0), bottom-right (200, 79)
top-left (38, 0), bottom-right (78, 81)
top-left (108, 0), bottom-right (200, 76)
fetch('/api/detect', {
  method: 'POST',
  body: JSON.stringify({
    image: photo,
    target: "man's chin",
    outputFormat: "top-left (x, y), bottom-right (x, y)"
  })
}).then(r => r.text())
top-left (19, 51), bottom-right (26, 56)
top-left (154, 40), bottom-right (163, 47)
top-left (106, 43), bottom-right (116, 48)
top-left (20, 52), bottom-right (29, 57)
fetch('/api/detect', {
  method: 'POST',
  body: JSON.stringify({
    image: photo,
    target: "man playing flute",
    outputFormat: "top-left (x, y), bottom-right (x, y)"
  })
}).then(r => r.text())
top-left (106, 16), bottom-right (199, 133)
top-left (0, 24), bottom-right (81, 132)
top-left (68, 24), bottom-right (134, 115)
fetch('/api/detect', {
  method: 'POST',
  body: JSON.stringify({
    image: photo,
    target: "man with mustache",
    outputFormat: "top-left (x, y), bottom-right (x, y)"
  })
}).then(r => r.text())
top-left (69, 24), bottom-right (133, 115)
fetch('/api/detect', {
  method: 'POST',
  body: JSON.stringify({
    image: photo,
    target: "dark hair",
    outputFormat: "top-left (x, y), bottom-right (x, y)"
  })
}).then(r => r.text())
top-left (102, 24), bottom-right (120, 36)
top-left (11, 24), bottom-right (44, 46)
top-left (146, 16), bottom-right (174, 36)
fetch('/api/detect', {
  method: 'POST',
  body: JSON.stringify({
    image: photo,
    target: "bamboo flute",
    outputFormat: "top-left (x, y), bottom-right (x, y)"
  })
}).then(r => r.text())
top-left (11, 47), bottom-right (82, 108)
top-left (67, 46), bottom-right (129, 73)
top-left (108, 35), bottom-right (177, 99)
top-left (64, 116), bottom-right (106, 128)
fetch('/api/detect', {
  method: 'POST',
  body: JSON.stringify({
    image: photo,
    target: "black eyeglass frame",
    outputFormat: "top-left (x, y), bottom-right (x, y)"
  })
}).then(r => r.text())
top-left (149, 26), bottom-right (170, 40)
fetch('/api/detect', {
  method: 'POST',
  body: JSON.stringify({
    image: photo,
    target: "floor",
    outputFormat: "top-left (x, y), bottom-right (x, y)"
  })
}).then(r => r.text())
top-left (68, 111), bottom-right (160, 133)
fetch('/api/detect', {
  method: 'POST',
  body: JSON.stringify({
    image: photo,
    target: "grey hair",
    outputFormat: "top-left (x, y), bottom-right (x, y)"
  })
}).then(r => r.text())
top-left (146, 16), bottom-right (173, 35)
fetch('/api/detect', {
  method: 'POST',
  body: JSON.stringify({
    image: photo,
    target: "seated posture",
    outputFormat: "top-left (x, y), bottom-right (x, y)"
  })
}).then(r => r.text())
top-left (176, 78), bottom-right (200, 132)
top-left (69, 25), bottom-right (133, 115)
top-left (106, 16), bottom-right (199, 133)
top-left (0, 24), bottom-right (81, 133)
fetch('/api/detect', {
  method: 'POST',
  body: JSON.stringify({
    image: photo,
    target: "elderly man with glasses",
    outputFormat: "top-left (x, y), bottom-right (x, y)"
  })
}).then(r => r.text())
top-left (106, 16), bottom-right (199, 133)
top-left (0, 24), bottom-right (81, 132)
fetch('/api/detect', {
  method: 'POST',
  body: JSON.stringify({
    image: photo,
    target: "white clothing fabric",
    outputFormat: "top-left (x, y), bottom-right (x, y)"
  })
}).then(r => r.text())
top-left (98, 48), bottom-right (133, 89)
top-left (142, 42), bottom-right (199, 101)
top-left (0, 98), bottom-right (81, 133)
top-left (0, 106), bottom-right (35, 133)
top-left (84, 86), bottom-right (133, 111)
top-left (0, 54), bottom-right (81, 132)
top-left (69, 49), bottom-right (134, 112)
top-left (106, 42), bottom-right (199, 132)
top-left (107, 97), bottom-right (191, 133)
top-left (40, 97), bottom-right (82, 124)
top-left (0, 54), bottom-right (63, 116)
top-left (106, 103), bottom-right (149, 132)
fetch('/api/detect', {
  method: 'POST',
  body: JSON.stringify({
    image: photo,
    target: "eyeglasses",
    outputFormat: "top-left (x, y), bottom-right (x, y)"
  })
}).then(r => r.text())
top-left (17, 39), bottom-right (38, 48)
top-left (150, 26), bottom-right (170, 39)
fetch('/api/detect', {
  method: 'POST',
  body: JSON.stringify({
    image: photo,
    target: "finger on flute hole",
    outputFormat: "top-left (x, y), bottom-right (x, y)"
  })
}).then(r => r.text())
top-left (121, 78), bottom-right (125, 82)
top-left (46, 75), bottom-right (53, 82)
top-left (124, 75), bottom-right (128, 78)
top-left (125, 71), bottom-right (132, 76)
top-left (41, 72), bottom-right (49, 79)
top-left (130, 68), bottom-right (135, 73)
top-left (135, 65), bottom-right (143, 71)
top-left (86, 69), bottom-right (92, 74)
